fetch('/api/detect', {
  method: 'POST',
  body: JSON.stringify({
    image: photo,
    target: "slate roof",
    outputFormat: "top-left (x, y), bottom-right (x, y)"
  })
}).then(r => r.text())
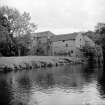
top-left (50, 33), bottom-right (78, 42)
top-left (32, 31), bottom-right (79, 42)
top-left (35, 31), bottom-right (55, 38)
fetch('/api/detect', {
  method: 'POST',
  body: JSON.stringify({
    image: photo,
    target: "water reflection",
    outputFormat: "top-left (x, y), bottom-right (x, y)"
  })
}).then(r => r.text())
top-left (0, 63), bottom-right (105, 105)
top-left (0, 74), bottom-right (12, 105)
top-left (97, 64), bottom-right (105, 99)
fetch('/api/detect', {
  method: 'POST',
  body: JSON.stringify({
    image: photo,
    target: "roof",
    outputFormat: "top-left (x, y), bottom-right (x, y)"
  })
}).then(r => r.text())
top-left (35, 31), bottom-right (55, 38)
top-left (50, 33), bottom-right (78, 42)
top-left (83, 35), bottom-right (95, 47)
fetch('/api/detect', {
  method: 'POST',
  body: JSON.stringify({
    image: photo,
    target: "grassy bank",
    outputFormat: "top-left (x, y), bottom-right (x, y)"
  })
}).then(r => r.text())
top-left (0, 56), bottom-right (86, 72)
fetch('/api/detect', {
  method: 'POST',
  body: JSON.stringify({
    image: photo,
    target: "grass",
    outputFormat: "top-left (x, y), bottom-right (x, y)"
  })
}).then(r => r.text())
top-left (0, 56), bottom-right (85, 72)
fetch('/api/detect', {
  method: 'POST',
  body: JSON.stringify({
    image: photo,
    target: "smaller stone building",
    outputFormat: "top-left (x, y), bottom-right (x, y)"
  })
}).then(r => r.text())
top-left (31, 31), bottom-right (54, 55)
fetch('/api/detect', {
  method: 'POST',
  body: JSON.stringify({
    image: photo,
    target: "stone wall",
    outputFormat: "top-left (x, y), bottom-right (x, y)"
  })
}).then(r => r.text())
top-left (52, 40), bottom-right (76, 56)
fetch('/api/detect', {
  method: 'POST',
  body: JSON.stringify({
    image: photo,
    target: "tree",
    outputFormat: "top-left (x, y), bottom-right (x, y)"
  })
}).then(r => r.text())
top-left (0, 6), bottom-right (37, 56)
top-left (84, 23), bottom-right (105, 48)
top-left (0, 11), bottom-right (16, 56)
top-left (95, 23), bottom-right (105, 34)
top-left (15, 32), bottom-right (32, 56)
top-left (0, 6), bottom-right (36, 37)
top-left (94, 23), bottom-right (105, 62)
top-left (94, 23), bottom-right (105, 46)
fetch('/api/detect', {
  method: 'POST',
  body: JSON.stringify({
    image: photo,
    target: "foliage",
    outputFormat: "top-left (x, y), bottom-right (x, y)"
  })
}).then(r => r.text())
top-left (0, 6), bottom-right (37, 36)
top-left (0, 12), bottom-right (11, 33)
top-left (84, 23), bottom-right (105, 62)
top-left (94, 23), bottom-right (105, 61)
top-left (95, 23), bottom-right (105, 34)
top-left (14, 32), bottom-right (32, 56)
top-left (0, 11), bottom-right (16, 56)
top-left (84, 23), bottom-right (105, 48)
top-left (0, 6), bottom-right (37, 56)
top-left (94, 23), bottom-right (105, 49)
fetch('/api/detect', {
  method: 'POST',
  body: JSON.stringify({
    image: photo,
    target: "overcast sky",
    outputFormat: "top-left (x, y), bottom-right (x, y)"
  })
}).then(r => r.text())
top-left (1, 0), bottom-right (105, 34)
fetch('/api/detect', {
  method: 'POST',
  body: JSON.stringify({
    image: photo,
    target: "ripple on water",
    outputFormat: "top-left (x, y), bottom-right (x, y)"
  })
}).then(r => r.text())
top-left (0, 64), bottom-right (105, 105)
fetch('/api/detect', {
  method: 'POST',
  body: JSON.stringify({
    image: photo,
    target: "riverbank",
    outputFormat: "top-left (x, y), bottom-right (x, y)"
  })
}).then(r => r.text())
top-left (0, 56), bottom-right (86, 72)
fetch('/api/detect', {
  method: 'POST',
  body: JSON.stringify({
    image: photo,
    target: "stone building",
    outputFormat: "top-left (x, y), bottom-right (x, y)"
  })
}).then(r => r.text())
top-left (32, 31), bottom-right (96, 57)
top-left (31, 31), bottom-right (55, 55)
top-left (50, 32), bottom-right (93, 57)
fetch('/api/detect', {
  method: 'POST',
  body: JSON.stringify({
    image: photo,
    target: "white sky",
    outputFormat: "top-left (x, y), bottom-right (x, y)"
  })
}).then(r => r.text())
top-left (1, 0), bottom-right (105, 34)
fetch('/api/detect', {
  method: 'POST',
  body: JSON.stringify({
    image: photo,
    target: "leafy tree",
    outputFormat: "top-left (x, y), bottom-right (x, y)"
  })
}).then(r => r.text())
top-left (95, 23), bottom-right (105, 34)
top-left (14, 32), bottom-right (32, 56)
top-left (92, 23), bottom-right (105, 62)
top-left (94, 23), bottom-right (105, 47)
top-left (0, 12), bottom-right (16, 56)
top-left (0, 6), bottom-right (36, 37)
top-left (0, 6), bottom-right (37, 56)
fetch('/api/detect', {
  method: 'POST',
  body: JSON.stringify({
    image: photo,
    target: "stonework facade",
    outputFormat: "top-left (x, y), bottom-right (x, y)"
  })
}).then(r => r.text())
top-left (32, 31), bottom-right (96, 57)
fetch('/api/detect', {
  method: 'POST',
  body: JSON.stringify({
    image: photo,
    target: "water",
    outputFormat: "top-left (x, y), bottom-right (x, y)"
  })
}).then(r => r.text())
top-left (0, 63), bottom-right (105, 105)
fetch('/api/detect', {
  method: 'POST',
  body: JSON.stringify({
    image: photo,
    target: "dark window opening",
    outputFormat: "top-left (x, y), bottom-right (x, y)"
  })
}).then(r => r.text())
top-left (71, 50), bottom-right (73, 54)
top-left (66, 43), bottom-right (68, 47)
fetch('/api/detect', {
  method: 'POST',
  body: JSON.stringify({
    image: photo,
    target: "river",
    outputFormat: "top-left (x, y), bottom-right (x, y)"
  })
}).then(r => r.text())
top-left (0, 63), bottom-right (105, 105)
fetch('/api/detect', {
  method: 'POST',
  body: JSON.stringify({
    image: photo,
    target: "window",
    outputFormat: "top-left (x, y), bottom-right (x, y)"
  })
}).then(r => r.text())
top-left (71, 50), bottom-right (73, 54)
top-left (66, 43), bottom-right (68, 47)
